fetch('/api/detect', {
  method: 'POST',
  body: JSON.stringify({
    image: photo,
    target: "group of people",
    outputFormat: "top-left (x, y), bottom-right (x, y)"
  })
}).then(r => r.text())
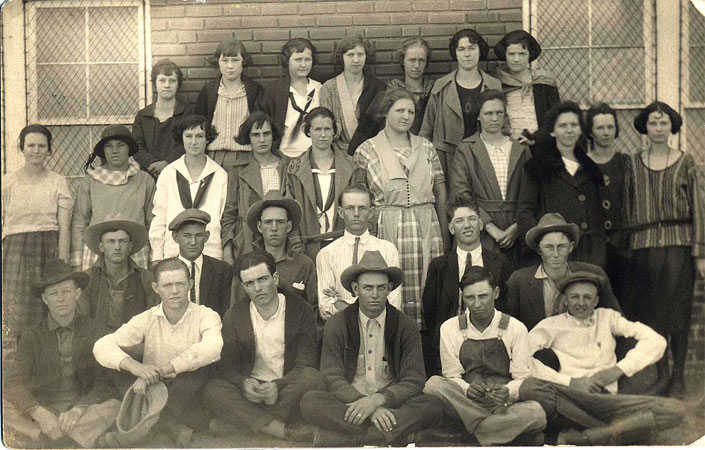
top-left (2, 26), bottom-right (703, 448)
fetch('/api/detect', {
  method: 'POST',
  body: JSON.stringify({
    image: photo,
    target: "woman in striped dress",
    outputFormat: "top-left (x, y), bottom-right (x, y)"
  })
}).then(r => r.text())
top-left (623, 101), bottom-right (705, 398)
top-left (2, 125), bottom-right (73, 337)
top-left (352, 87), bottom-right (450, 330)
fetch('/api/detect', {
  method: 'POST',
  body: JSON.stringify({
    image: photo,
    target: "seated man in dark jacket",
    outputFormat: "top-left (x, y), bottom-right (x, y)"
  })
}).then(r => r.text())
top-left (4, 259), bottom-right (119, 448)
top-left (423, 194), bottom-right (513, 376)
top-left (301, 251), bottom-right (444, 447)
top-left (205, 251), bottom-right (323, 442)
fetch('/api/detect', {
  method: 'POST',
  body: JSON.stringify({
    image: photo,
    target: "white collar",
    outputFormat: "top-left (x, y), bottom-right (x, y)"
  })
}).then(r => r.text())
top-left (359, 308), bottom-right (386, 330)
top-left (457, 245), bottom-right (483, 260)
top-left (250, 293), bottom-right (285, 322)
top-left (463, 309), bottom-right (500, 335)
top-left (155, 301), bottom-right (194, 324)
top-left (343, 229), bottom-right (370, 245)
top-left (179, 254), bottom-right (203, 271)
top-left (174, 155), bottom-right (220, 183)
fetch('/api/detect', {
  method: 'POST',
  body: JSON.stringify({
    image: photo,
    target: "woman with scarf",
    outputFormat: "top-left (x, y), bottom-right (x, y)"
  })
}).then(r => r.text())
top-left (517, 102), bottom-right (609, 268)
top-left (352, 87), bottom-right (450, 331)
top-left (494, 30), bottom-right (560, 145)
top-left (149, 115), bottom-right (228, 261)
top-left (256, 38), bottom-right (321, 159)
top-left (72, 126), bottom-right (155, 270)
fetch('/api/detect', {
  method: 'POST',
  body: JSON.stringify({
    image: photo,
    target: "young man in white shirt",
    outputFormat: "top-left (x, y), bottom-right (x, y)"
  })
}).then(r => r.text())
top-left (204, 251), bottom-right (323, 443)
top-left (423, 266), bottom-right (546, 445)
top-left (519, 271), bottom-right (688, 445)
top-left (93, 258), bottom-right (223, 446)
top-left (316, 185), bottom-right (400, 321)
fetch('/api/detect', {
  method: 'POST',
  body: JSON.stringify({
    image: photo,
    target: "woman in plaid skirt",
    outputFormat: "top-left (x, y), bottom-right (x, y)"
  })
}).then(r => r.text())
top-left (352, 87), bottom-right (450, 330)
top-left (2, 125), bottom-right (73, 337)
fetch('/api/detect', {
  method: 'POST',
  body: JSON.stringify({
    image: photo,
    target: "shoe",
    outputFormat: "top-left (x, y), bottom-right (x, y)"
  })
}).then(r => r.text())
top-left (668, 376), bottom-right (687, 400)
top-left (557, 428), bottom-right (590, 445)
top-left (312, 427), bottom-right (366, 447)
top-left (165, 422), bottom-right (193, 448)
top-left (509, 432), bottom-right (545, 446)
top-left (209, 417), bottom-right (242, 437)
top-left (284, 423), bottom-right (315, 443)
top-left (95, 431), bottom-right (120, 448)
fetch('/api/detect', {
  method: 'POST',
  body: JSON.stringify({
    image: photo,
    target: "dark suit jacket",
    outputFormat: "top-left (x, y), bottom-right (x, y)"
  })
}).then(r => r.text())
top-left (200, 255), bottom-right (233, 318)
top-left (5, 315), bottom-right (115, 413)
top-left (194, 75), bottom-right (263, 129)
top-left (217, 286), bottom-right (317, 390)
top-left (503, 261), bottom-right (621, 331)
top-left (421, 247), bottom-right (514, 374)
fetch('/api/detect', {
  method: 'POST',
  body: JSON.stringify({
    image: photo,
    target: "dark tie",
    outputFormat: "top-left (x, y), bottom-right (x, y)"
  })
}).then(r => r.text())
top-left (459, 252), bottom-right (473, 314)
top-left (465, 252), bottom-right (473, 273)
top-left (352, 237), bottom-right (361, 264)
top-left (190, 261), bottom-right (197, 303)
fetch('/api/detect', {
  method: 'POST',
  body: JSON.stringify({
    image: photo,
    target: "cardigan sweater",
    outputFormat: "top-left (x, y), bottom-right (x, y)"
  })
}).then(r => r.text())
top-left (131, 98), bottom-right (192, 169)
top-left (320, 301), bottom-right (426, 408)
top-left (194, 75), bottom-right (263, 129)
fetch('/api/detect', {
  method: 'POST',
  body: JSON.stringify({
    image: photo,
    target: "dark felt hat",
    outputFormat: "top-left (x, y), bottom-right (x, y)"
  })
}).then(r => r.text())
top-left (340, 250), bottom-right (404, 294)
top-left (633, 101), bottom-right (683, 135)
top-left (246, 191), bottom-right (303, 233)
top-left (525, 213), bottom-right (580, 251)
top-left (84, 219), bottom-right (148, 256)
top-left (31, 259), bottom-right (90, 298)
top-left (558, 270), bottom-right (605, 295)
top-left (494, 30), bottom-right (542, 62)
top-left (92, 125), bottom-right (138, 159)
top-left (168, 208), bottom-right (212, 232)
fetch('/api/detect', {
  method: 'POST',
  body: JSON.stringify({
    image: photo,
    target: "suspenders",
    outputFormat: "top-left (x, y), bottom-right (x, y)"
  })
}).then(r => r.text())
top-left (458, 312), bottom-right (511, 338)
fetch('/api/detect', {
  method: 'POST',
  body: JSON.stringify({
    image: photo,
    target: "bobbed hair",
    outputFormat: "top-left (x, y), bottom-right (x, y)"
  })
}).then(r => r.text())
top-left (234, 111), bottom-right (282, 156)
top-left (633, 101), bottom-right (683, 135)
top-left (334, 35), bottom-right (375, 69)
top-left (303, 106), bottom-right (338, 138)
top-left (209, 37), bottom-right (253, 68)
top-left (19, 124), bottom-right (53, 154)
top-left (472, 89), bottom-right (507, 131)
top-left (172, 115), bottom-right (218, 146)
top-left (586, 102), bottom-right (620, 141)
top-left (449, 28), bottom-right (489, 61)
top-left (280, 38), bottom-right (317, 69)
top-left (151, 59), bottom-right (183, 89)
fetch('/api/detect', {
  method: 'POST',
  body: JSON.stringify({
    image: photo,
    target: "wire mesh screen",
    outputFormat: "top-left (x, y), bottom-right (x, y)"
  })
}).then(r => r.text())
top-left (530, 0), bottom-right (655, 154)
top-left (684, 1), bottom-right (705, 166)
top-left (24, 0), bottom-right (146, 193)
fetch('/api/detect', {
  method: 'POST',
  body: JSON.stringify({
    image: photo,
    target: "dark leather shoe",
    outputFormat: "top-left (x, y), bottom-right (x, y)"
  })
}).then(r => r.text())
top-left (557, 428), bottom-right (590, 445)
top-left (284, 423), bottom-right (315, 443)
top-left (312, 427), bottom-right (366, 447)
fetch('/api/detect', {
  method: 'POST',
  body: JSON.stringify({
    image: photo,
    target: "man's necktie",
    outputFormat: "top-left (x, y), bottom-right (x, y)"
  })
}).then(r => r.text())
top-left (352, 237), bottom-right (361, 264)
top-left (190, 261), bottom-right (197, 303)
top-left (459, 252), bottom-right (473, 314)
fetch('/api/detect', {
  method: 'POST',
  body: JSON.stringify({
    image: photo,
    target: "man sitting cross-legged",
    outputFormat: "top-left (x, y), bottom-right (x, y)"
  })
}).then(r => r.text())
top-left (519, 271), bottom-right (689, 445)
top-left (424, 266), bottom-right (546, 446)
top-left (301, 250), bottom-right (444, 447)
top-left (4, 259), bottom-right (120, 448)
top-left (204, 251), bottom-right (324, 442)
top-left (93, 258), bottom-right (223, 447)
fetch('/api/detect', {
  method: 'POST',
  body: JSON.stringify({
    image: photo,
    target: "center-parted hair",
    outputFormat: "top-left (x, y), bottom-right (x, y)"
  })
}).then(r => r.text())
top-left (446, 193), bottom-right (480, 221)
top-left (460, 265), bottom-right (497, 291)
top-left (586, 102), bottom-right (620, 141)
top-left (151, 59), bottom-right (183, 89)
top-left (334, 35), bottom-right (375, 69)
top-left (472, 89), bottom-right (507, 131)
top-left (237, 250), bottom-right (277, 281)
top-left (172, 115), bottom-right (218, 146)
top-left (303, 106), bottom-right (338, 137)
top-left (153, 257), bottom-right (190, 283)
top-left (395, 37), bottom-right (431, 67)
top-left (19, 124), bottom-right (53, 155)
top-left (449, 29), bottom-right (489, 61)
top-left (281, 38), bottom-right (317, 69)
top-left (234, 111), bottom-right (282, 154)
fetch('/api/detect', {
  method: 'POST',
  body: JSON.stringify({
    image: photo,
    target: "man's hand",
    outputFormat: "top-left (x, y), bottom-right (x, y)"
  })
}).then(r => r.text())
top-left (465, 380), bottom-right (489, 401)
top-left (258, 381), bottom-right (279, 406)
top-left (243, 378), bottom-right (264, 404)
top-left (157, 363), bottom-right (176, 379)
top-left (289, 236), bottom-right (304, 254)
top-left (31, 407), bottom-right (63, 440)
top-left (345, 393), bottom-right (385, 426)
top-left (487, 386), bottom-right (509, 406)
top-left (370, 407), bottom-right (397, 433)
top-left (132, 377), bottom-right (149, 396)
top-left (58, 406), bottom-right (87, 435)
top-left (570, 376), bottom-right (602, 393)
top-left (147, 160), bottom-right (169, 176)
top-left (590, 366), bottom-right (624, 389)
top-left (323, 287), bottom-right (342, 300)
top-left (120, 358), bottom-right (161, 384)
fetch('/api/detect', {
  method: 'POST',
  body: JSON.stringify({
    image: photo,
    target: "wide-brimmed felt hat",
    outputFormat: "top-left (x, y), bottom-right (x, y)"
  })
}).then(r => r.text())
top-left (633, 101), bottom-right (683, 135)
top-left (31, 259), bottom-right (90, 298)
top-left (558, 270), bottom-right (605, 295)
top-left (169, 208), bottom-right (211, 232)
top-left (525, 213), bottom-right (580, 251)
top-left (246, 191), bottom-right (303, 233)
top-left (340, 250), bottom-right (404, 294)
top-left (114, 382), bottom-right (168, 445)
top-left (84, 219), bottom-right (148, 256)
top-left (93, 125), bottom-right (139, 159)
top-left (494, 30), bottom-right (542, 62)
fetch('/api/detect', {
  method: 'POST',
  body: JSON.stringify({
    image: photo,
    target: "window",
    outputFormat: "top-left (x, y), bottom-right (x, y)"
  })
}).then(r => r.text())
top-left (682, 0), bottom-right (705, 164)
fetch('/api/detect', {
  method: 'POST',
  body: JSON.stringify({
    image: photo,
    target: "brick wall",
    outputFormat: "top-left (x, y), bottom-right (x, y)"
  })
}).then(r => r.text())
top-left (148, 0), bottom-right (523, 103)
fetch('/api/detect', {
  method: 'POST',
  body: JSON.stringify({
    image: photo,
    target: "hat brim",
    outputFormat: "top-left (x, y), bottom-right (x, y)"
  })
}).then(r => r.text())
top-left (340, 265), bottom-right (404, 294)
top-left (494, 30), bottom-right (542, 62)
top-left (525, 223), bottom-right (580, 251)
top-left (246, 198), bottom-right (303, 234)
top-left (31, 271), bottom-right (90, 299)
top-left (93, 134), bottom-right (139, 159)
top-left (84, 220), bottom-right (148, 256)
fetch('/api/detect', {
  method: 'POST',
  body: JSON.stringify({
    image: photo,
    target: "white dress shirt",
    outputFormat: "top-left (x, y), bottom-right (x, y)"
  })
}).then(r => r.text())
top-left (149, 155), bottom-right (228, 260)
top-left (179, 254), bottom-right (203, 304)
top-left (439, 309), bottom-right (531, 402)
top-left (250, 293), bottom-right (286, 381)
top-left (279, 79), bottom-right (322, 158)
top-left (316, 229), bottom-right (401, 320)
top-left (352, 309), bottom-right (392, 396)
top-left (527, 307), bottom-right (667, 393)
top-left (457, 245), bottom-right (484, 282)
top-left (93, 302), bottom-right (223, 376)
top-left (534, 264), bottom-right (569, 318)
top-left (562, 157), bottom-right (580, 176)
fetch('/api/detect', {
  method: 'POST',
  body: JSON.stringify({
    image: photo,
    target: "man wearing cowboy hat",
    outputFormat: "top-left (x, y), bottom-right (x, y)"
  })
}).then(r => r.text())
top-left (169, 208), bottom-right (233, 317)
top-left (78, 218), bottom-right (159, 331)
top-left (503, 213), bottom-right (620, 332)
top-left (205, 251), bottom-right (323, 442)
top-left (235, 191), bottom-right (316, 306)
top-left (4, 259), bottom-right (121, 448)
top-left (71, 125), bottom-right (155, 271)
top-left (519, 271), bottom-right (688, 445)
top-left (423, 266), bottom-right (546, 446)
top-left (300, 250), bottom-right (443, 446)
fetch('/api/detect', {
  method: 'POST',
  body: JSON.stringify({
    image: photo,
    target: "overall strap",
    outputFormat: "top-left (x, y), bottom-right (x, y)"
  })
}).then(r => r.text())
top-left (497, 312), bottom-right (510, 339)
top-left (457, 313), bottom-right (468, 330)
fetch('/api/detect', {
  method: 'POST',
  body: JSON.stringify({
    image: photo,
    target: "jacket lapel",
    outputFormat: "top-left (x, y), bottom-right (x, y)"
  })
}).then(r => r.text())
top-left (199, 256), bottom-right (213, 308)
top-left (444, 253), bottom-right (460, 308)
top-left (506, 141), bottom-right (525, 185)
top-left (333, 151), bottom-right (353, 228)
top-left (283, 295), bottom-right (298, 370)
top-left (234, 301), bottom-right (256, 365)
top-left (526, 272), bottom-right (545, 325)
top-left (383, 304), bottom-right (400, 379)
top-left (239, 161), bottom-right (264, 198)
top-left (343, 302), bottom-right (361, 372)
top-left (468, 136), bottom-right (502, 198)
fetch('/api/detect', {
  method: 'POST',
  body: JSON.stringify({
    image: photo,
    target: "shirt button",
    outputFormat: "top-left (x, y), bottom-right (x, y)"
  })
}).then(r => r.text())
top-left (602, 199), bottom-right (611, 210)
top-left (578, 194), bottom-right (586, 202)
top-left (368, 367), bottom-right (372, 371)
top-left (368, 350), bottom-right (372, 354)
top-left (369, 334), bottom-right (373, 338)
top-left (605, 220), bottom-right (613, 230)
top-left (580, 222), bottom-right (589, 230)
